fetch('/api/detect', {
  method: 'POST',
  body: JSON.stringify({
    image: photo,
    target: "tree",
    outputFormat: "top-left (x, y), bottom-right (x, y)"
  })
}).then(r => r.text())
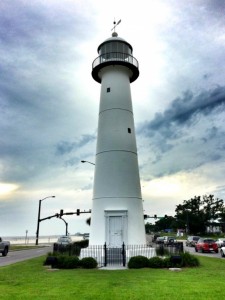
top-left (145, 222), bottom-right (156, 233)
top-left (154, 216), bottom-right (176, 232)
top-left (175, 195), bottom-right (224, 234)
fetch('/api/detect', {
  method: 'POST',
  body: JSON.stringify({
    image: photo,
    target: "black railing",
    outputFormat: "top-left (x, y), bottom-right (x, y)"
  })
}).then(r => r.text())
top-left (92, 52), bottom-right (139, 70)
top-left (155, 242), bottom-right (184, 257)
top-left (53, 242), bottom-right (184, 267)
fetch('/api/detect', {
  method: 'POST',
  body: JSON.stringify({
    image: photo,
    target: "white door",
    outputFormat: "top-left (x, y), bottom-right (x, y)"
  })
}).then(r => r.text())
top-left (109, 216), bottom-right (123, 247)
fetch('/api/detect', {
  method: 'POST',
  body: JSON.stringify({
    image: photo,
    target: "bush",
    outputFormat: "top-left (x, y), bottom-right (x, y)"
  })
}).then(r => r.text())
top-left (74, 239), bottom-right (89, 248)
top-left (63, 256), bottom-right (80, 269)
top-left (44, 254), bottom-right (80, 269)
top-left (80, 257), bottom-right (98, 269)
top-left (43, 256), bottom-right (58, 267)
top-left (71, 240), bottom-right (89, 256)
top-left (128, 256), bottom-right (149, 269)
top-left (180, 252), bottom-right (200, 267)
top-left (148, 256), bottom-right (164, 268)
top-left (155, 246), bottom-right (170, 257)
top-left (161, 257), bottom-right (173, 268)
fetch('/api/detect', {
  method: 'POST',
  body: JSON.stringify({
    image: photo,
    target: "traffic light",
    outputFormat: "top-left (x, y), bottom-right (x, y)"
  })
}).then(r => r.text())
top-left (77, 209), bottom-right (80, 216)
top-left (60, 209), bottom-right (64, 217)
top-left (154, 214), bottom-right (157, 219)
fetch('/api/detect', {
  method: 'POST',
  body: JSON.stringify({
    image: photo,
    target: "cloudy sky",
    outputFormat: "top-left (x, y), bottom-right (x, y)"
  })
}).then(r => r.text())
top-left (1, 0), bottom-right (225, 237)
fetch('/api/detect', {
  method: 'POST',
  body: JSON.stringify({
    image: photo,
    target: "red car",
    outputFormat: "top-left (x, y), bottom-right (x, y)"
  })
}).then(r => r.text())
top-left (195, 238), bottom-right (218, 253)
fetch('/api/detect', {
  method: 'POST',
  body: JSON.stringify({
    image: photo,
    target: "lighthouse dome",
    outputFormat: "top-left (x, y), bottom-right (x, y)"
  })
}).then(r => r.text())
top-left (97, 32), bottom-right (133, 55)
top-left (92, 32), bottom-right (139, 83)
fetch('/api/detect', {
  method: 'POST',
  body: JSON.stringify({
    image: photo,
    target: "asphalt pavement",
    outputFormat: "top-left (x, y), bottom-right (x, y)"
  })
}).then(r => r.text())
top-left (184, 242), bottom-right (223, 259)
top-left (0, 245), bottom-right (52, 267)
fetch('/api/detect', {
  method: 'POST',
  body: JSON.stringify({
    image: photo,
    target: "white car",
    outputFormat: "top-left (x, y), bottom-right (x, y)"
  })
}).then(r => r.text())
top-left (220, 246), bottom-right (225, 257)
top-left (215, 238), bottom-right (225, 248)
top-left (56, 236), bottom-right (72, 245)
top-left (164, 236), bottom-right (177, 245)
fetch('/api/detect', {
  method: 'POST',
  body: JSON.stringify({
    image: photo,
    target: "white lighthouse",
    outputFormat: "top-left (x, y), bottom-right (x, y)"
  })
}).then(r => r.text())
top-left (89, 29), bottom-right (146, 247)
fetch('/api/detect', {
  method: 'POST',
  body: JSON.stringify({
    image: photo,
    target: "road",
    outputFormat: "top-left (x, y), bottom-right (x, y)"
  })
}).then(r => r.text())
top-left (147, 235), bottom-right (224, 259)
top-left (184, 243), bottom-right (223, 259)
top-left (0, 245), bottom-right (52, 267)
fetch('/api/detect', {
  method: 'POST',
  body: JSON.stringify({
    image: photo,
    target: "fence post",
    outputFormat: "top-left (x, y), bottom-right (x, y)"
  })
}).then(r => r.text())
top-left (122, 242), bottom-right (126, 267)
top-left (178, 242), bottom-right (184, 253)
top-left (104, 242), bottom-right (107, 267)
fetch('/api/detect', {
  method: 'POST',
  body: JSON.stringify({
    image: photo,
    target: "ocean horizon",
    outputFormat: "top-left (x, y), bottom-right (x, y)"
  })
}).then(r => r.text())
top-left (2, 234), bottom-right (86, 245)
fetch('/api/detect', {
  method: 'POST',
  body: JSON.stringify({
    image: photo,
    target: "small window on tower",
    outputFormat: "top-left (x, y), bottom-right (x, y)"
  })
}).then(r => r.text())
top-left (107, 87), bottom-right (111, 93)
top-left (128, 128), bottom-right (131, 133)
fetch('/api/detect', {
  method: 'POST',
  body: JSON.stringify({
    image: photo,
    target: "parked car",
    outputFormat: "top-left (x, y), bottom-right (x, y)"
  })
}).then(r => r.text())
top-left (155, 236), bottom-right (165, 244)
top-left (83, 233), bottom-right (90, 240)
top-left (56, 236), bottom-right (72, 245)
top-left (215, 238), bottom-right (225, 248)
top-left (186, 236), bottom-right (200, 247)
top-left (0, 237), bottom-right (10, 256)
top-left (53, 236), bottom-right (72, 251)
top-left (195, 238), bottom-right (218, 253)
top-left (152, 234), bottom-right (160, 242)
top-left (220, 246), bottom-right (225, 257)
top-left (164, 236), bottom-right (177, 245)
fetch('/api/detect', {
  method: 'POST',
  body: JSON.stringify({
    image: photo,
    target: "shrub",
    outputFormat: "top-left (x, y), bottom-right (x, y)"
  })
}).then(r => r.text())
top-left (43, 255), bottom-right (58, 267)
top-left (63, 256), bottom-right (80, 269)
top-left (155, 246), bottom-right (170, 257)
top-left (80, 257), bottom-right (98, 269)
top-left (180, 252), bottom-right (200, 267)
top-left (161, 257), bottom-right (172, 268)
top-left (71, 240), bottom-right (89, 256)
top-left (75, 239), bottom-right (89, 248)
top-left (148, 256), bottom-right (164, 268)
top-left (44, 255), bottom-right (80, 269)
top-left (128, 256), bottom-right (149, 269)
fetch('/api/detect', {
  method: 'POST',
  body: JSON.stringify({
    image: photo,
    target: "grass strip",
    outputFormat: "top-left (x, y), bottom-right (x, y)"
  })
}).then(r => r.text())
top-left (0, 255), bottom-right (225, 299)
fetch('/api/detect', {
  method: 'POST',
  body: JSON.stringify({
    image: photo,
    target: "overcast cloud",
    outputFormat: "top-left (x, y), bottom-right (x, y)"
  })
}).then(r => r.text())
top-left (0, 0), bottom-right (225, 237)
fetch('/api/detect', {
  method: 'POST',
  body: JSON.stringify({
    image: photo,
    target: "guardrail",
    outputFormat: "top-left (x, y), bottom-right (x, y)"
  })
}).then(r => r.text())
top-left (92, 52), bottom-right (139, 70)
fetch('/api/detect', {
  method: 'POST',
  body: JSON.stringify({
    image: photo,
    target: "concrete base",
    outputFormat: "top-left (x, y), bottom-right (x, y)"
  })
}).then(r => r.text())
top-left (126, 247), bottom-right (156, 260)
top-left (80, 246), bottom-right (157, 267)
top-left (80, 247), bottom-right (105, 266)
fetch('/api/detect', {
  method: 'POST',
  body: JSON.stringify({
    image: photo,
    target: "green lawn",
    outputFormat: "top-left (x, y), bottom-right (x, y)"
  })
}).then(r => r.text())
top-left (0, 255), bottom-right (225, 299)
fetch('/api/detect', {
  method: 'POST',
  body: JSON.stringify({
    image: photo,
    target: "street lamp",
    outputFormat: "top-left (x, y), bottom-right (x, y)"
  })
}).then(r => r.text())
top-left (35, 196), bottom-right (55, 245)
top-left (81, 160), bottom-right (95, 166)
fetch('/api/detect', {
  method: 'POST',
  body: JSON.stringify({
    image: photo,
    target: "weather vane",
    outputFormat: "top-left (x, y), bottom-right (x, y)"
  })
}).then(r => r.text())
top-left (111, 19), bottom-right (121, 32)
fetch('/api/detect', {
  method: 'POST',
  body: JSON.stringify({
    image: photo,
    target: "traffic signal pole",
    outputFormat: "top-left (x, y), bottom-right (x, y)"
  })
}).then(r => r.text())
top-left (36, 209), bottom-right (91, 239)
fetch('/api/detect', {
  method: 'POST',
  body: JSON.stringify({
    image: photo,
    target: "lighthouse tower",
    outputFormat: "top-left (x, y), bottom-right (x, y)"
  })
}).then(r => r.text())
top-left (89, 29), bottom-right (146, 247)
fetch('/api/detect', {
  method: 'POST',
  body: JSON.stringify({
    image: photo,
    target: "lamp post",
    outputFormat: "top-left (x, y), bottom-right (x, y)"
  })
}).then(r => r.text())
top-left (35, 196), bottom-right (55, 245)
top-left (81, 160), bottom-right (95, 166)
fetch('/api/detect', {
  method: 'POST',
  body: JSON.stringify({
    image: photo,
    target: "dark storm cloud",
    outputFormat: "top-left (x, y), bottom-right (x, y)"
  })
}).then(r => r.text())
top-left (204, 0), bottom-right (225, 13)
top-left (0, 1), bottom-right (89, 47)
top-left (202, 126), bottom-right (220, 143)
top-left (56, 134), bottom-right (96, 156)
top-left (0, 1), bottom-right (96, 188)
top-left (140, 86), bottom-right (225, 139)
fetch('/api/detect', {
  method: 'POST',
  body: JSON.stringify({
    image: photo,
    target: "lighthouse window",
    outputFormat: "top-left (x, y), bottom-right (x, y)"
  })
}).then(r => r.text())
top-left (107, 87), bottom-right (111, 93)
top-left (128, 128), bottom-right (131, 133)
top-left (99, 42), bottom-right (132, 56)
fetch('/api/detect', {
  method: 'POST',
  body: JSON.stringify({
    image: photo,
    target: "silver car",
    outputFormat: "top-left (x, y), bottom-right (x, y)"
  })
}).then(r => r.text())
top-left (215, 238), bottom-right (225, 248)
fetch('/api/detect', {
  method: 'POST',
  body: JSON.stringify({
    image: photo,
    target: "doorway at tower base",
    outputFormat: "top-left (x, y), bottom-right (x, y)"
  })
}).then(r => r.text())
top-left (80, 244), bottom-right (156, 267)
top-left (90, 208), bottom-right (146, 246)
